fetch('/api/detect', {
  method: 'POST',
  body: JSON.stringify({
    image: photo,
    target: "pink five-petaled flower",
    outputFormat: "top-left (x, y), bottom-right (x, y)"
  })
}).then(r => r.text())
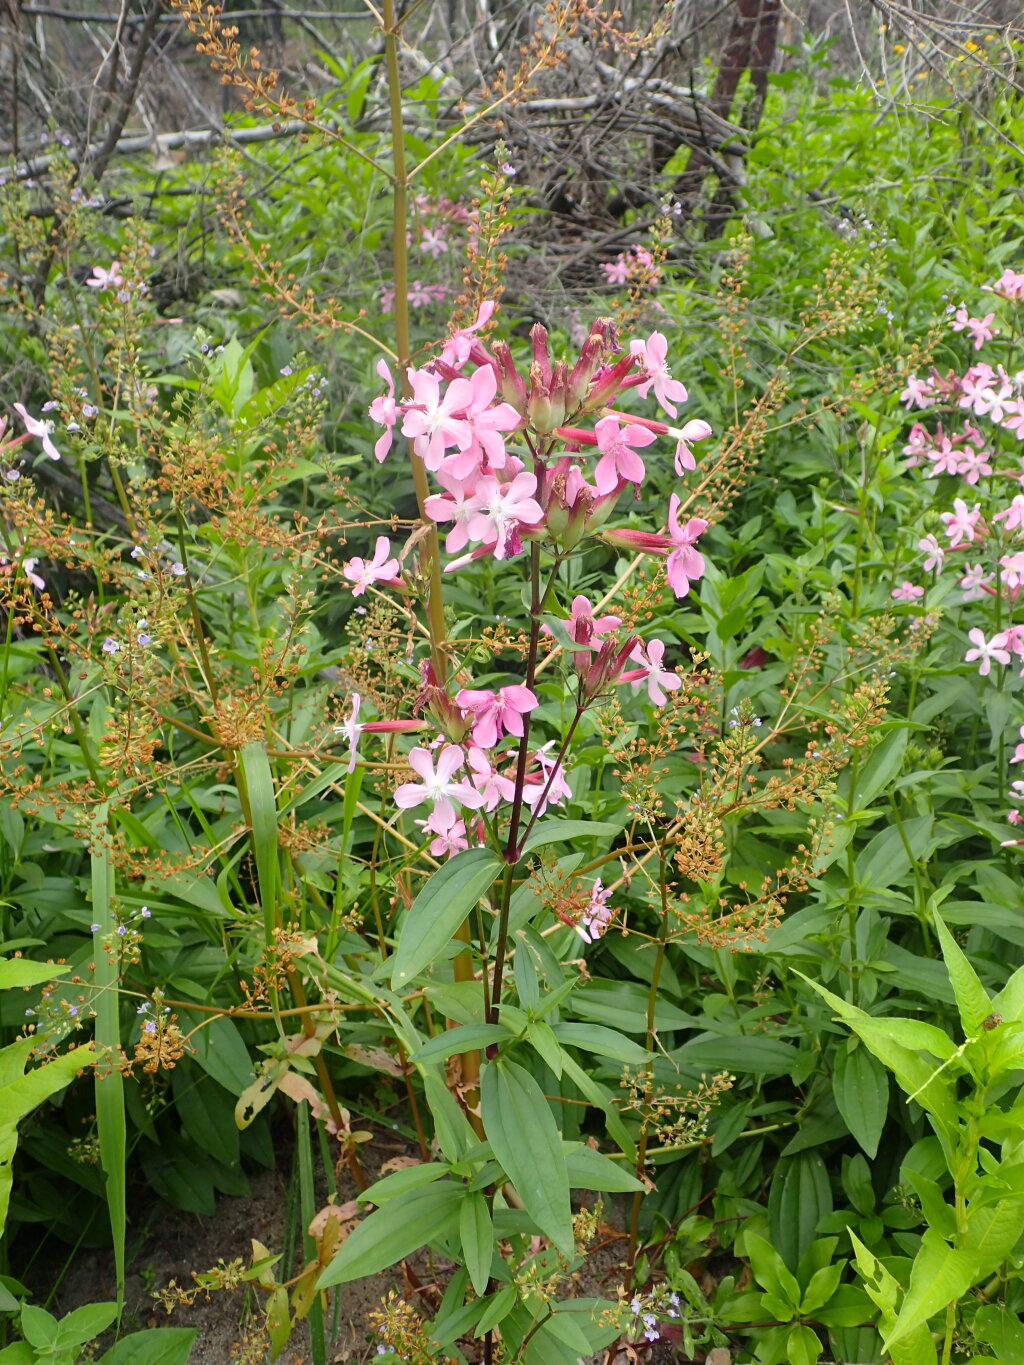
top-left (466, 747), bottom-right (516, 811)
top-left (891, 581), bottom-right (925, 602)
top-left (673, 420), bottom-right (713, 474)
top-left (545, 594), bottom-right (623, 671)
top-left (593, 416), bottom-right (657, 494)
top-left (964, 628), bottom-right (1010, 677)
top-left (900, 375), bottom-right (935, 409)
top-left (368, 360), bottom-right (399, 463)
top-left (342, 536), bottom-right (400, 596)
top-left (465, 471), bottom-right (544, 559)
top-left (629, 332), bottom-right (689, 417)
top-left (393, 744), bottom-right (485, 826)
top-left (1013, 725), bottom-right (1024, 764)
top-left (941, 497), bottom-right (983, 548)
top-left (666, 495), bottom-right (708, 599)
top-left (85, 261), bottom-right (123, 289)
top-left (401, 368), bottom-right (472, 470)
top-left (456, 684), bottom-right (539, 749)
top-left (441, 364), bottom-right (521, 475)
top-left (918, 534), bottom-right (945, 572)
top-left (628, 639), bottom-right (682, 706)
top-left (12, 404), bottom-right (61, 461)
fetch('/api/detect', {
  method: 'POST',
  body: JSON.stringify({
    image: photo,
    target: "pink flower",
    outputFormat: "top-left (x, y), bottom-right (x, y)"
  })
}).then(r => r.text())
top-left (995, 495), bottom-right (1024, 533)
top-left (465, 471), bottom-right (544, 559)
top-left (544, 594), bottom-right (623, 670)
top-left (1012, 725), bottom-right (1024, 764)
top-left (456, 684), bottom-right (539, 749)
top-left (573, 879), bottom-right (614, 943)
top-left (1000, 551), bottom-right (1024, 590)
top-left (523, 742), bottom-right (571, 814)
top-left (941, 497), bottom-right (983, 548)
top-left (424, 468), bottom-right (479, 554)
top-left (342, 536), bottom-right (400, 596)
top-left (1002, 397), bottom-right (1024, 441)
top-left (401, 369), bottom-right (472, 470)
top-left (628, 638), bottom-right (681, 706)
top-left (891, 581), bottom-right (924, 602)
top-left (337, 694), bottom-right (362, 772)
top-left (900, 376), bottom-right (935, 410)
top-left (965, 628), bottom-right (1010, 677)
top-left (629, 332), bottom-right (688, 417)
top-left (466, 747), bottom-right (517, 811)
top-left (672, 419), bottom-right (712, 474)
top-left (601, 255), bottom-right (630, 287)
top-left (665, 494), bottom-right (708, 599)
top-left (918, 534), bottom-right (945, 572)
top-left (985, 269), bottom-right (1024, 301)
top-left (593, 416), bottom-right (657, 493)
top-left (449, 364), bottom-right (521, 473)
top-left (368, 360), bottom-right (399, 463)
top-left (440, 300), bottom-right (496, 370)
top-left (12, 404), bottom-right (61, 461)
top-left (959, 563), bottom-right (993, 601)
top-left (85, 261), bottom-right (123, 289)
top-left (393, 744), bottom-right (485, 826)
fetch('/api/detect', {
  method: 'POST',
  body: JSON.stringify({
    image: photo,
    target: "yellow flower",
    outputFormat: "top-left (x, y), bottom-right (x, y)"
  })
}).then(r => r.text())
top-left (893, 42), bottom-right (905, 52)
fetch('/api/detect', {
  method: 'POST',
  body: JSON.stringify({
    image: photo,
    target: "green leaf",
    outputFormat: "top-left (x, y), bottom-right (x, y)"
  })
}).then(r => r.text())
top-left (786, 1322), bottom-right (824, 1365)
top-left (413, 1024), bottom-right (509, 1064)
top-left (391, 850), bottom-right (502, 987)
top-left (318, 1182), bottom-right (462, 1287)
top-left (0, 959), bottom-right (69, 991)
top-left (358, 1163), bottom-right (447, 1204)
top-left (551, 1024), bottom-right (650, 1064)
top-left (932, 911), bottom-right (991, 1037)
top-left (239, 742), bottom-right (278, 940)
top-left (768, 1153), bottom-right (833, 1273)
top-left (459, 1192), bottom-right (493, 1296)
top-left (19, 1304), bottom-right (58, 1350)
top-left (521, 820), bottom-right (621, 854)
top-left (186, 1016), bottom-right (254, 1096)
top-left (886, 1228), bottom-right (980, 1351)
top-left (562, 1145), bottom-right (644, 1193)
top-left (480, 1059), bottom-right (573, 1254)
top-left (833, 1046), bottom-right (889, 1158)
top-left (473, 1284), bottom-right (518, 1337)
top-left (745, 1232), bottom-right (802, 1310)
top-left (53, 1301), bottom-right (119, 1349)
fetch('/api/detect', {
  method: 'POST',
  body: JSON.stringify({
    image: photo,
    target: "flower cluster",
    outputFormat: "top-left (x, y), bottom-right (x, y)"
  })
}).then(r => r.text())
top-left (364, 308), bottom-right (711, 591)
top-left (350, 309), bottom-right (713, 930)
top-left (897, 268), bottom-right (1024, 839)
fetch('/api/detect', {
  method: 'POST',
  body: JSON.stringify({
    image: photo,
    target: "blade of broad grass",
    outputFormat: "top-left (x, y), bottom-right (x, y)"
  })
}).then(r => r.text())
top-left (239, 742), bottom-right (279, 943)
top-left (327, 765), bottom-right (363, 960)
top-left (91, 807), bottom-right (126, 1308)
top-left (297, 1103), bottom-right (326, 1365)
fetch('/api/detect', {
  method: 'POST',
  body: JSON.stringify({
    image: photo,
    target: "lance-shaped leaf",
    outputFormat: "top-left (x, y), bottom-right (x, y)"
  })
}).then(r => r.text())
top-left (390, 848), bottom-right (502, 988)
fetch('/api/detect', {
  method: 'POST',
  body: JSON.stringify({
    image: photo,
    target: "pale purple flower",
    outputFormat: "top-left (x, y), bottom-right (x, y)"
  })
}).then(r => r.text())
top-left (102, 637), bottom-right (120, 655)
top-left (575, 879), bottom-right (614, 943)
